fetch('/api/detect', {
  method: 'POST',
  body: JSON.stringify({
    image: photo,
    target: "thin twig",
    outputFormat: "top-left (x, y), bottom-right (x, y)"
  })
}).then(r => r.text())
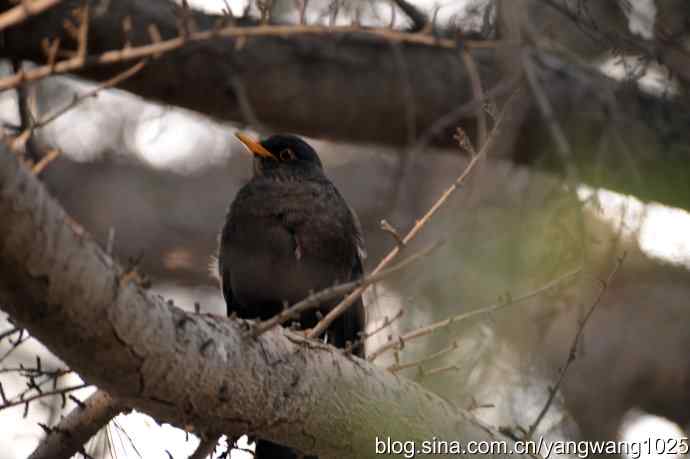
top-left (76, 4), bottom-right (90, 64)
top-left (367, 267), bottom-right (582, 361)
top-left (460, 49), bottom-right (487, 149)
top-left (388, 28), bottom-right (485, 207)
top-left (0, 23), bottom-right (502, 92)
top-left (253, 242), bottom-right (441, 336)
top-left (0, 0), bottom-right (62, 31)
top-left (31, 149), bottom-right (62, 175)
top-left (380, 219), bottom-right (405, 248)
top-left (526, 253), bottom-right (625, 439)
top-left (11, 60), bottom-right (40, 163)
top-left (3, 370), bottom-right (67, 404)
top-left (418, 362), bottom-right (461, 379)
top-left (28, 389), bottom-right (123, 459)
top-left (188, 433), bottom-right (222, 459)
top-left (391, 0), bottom-right (428, 31)
top-left (539, 0), bottom-right (690, 73)
top-left (406, 75), bottom-right (521, 166)
top-left (0, 335), bottom-right (30, 363)
top-left (109, 418), bottom-right (143, 458)
top-left (390, 41), bottom-right (416, 146)
top-left (0, 383), bottom-right (90, 412)
top-left (0, 365), bottom-right (70, 377)
top-left (387, 338), bottom-right (460, 373)
top-left (308, 93), bottom-right (517, 341)
top-left (229, 75), bottom-right (263, 130)
top-left (34, 59), bottom-right (148, 130)
top-left (522, 49), bottom-right (577, 183)
top-left (364, 308), bottom-right (404, 341)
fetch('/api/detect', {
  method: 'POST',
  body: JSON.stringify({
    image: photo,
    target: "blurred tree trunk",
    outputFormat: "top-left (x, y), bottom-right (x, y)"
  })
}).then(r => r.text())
top-left (2, 0), bottom-right (689, 211)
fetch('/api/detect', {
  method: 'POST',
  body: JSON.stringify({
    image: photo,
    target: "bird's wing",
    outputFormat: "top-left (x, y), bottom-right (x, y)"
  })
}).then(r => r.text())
top-left (217, 234), bottom-right (239, 317)
top-left (327, 179), bottom-right (366, 261)
top-left (344, 196), bottom-right (367, 357)
top-left (349, 203), bottom-right (368, 261)
top-left (345, 252), bottom-right (367, 358)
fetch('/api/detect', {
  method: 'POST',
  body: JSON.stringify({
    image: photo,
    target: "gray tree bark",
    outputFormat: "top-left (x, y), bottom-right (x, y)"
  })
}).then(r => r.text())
top-left (28, 390), bottom-right (124, 459)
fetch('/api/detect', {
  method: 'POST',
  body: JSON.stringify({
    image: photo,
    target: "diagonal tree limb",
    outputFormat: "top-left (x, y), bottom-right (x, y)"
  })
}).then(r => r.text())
top-left (0, 138), bottom-right (530, 458)
top-left (29, 389), bottom-right (126, 459)
top-left (0, 0), bottom-right (61, 31)
top-left (391, 0), bottom-right (428, 31)
top-left (188, 433), bottom-right (223, 459)
top-left (10, 60), bottom-right (41, 163)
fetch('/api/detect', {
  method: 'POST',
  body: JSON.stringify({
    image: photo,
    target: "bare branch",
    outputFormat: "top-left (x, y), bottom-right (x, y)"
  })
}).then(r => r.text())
top-left (379, 219), bottom-right (405, 248)
top-left (253, 242), bottom-right (440, 336)
top-left (460, 49), bottom-right (487, 148)
top-left (364, 308), bottom-right (404, 342)
top-left (308, 92), bottom-right (517, 341)
top-left (31, 148), bottom-right (61, 175)
top-left (29, 390), bottom-right (124, 459)
top-left (0, 23), bottom-right (477, 92)
top-left (188, 434), bottom-right (222, 459)
top-left (0, 383), bottom-right (90, 412)
top-left (0, 0), bottom-right (61, 31)
top-left (367, 267), bottom-right (582, 361)
top-left (10, 60), bottom-right (40, 163)
top-left (0, 331), bottom-right (29, 363)
top-left (525, 254), bottom-right (626, 439)
top-left (34, 59), bottom-right (148, 130)
top-left (522, 49), bottom-right (577, 183)
top-left (387, 339), bottom-right (460, 373)
top-left (391, 0), bottom-right (428, 31)
top-left (4, 0), bottom-right (688, 218)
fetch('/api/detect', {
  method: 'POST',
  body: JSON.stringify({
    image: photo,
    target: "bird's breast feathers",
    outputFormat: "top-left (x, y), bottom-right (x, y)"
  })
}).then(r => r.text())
top-left (228, 177), bottom-right (357, 264)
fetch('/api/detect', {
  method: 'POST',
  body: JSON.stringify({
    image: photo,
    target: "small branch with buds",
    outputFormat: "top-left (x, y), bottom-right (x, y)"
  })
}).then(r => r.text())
top-left (367, 267), bottom-right (582, 361)
top-left (253, 242), bottom-right (441, 336)
top-left (525, 253), bottom-right (625, 439)
top-left (307, 92), bottom-right (517, 342)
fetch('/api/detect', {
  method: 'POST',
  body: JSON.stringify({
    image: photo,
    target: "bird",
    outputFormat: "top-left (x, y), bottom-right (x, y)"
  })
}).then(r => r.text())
top-left (218, 132), bottom-right (366, 459)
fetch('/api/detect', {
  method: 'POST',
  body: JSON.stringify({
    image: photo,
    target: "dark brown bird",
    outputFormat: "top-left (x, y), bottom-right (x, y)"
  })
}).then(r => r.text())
top-left (218, 133), bottom-right (366, 458)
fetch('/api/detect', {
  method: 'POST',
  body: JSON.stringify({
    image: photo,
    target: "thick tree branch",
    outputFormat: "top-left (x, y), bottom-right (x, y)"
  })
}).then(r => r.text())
top-left (0, 140), bottom-right (527, 457)
top-left (0, 0), bottom-right (497, 148)
top-left (391, 0), bottom-right (428, 31)
top-left (189, 434), bottom-right (222, 459)
top-left (29, 390), bottom-right (125, 459)
top-left (2, 0), bottom-right (689, 212)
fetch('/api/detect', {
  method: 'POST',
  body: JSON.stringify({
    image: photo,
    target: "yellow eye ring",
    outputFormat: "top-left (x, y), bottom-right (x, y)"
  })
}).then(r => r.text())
top-left (279, 149), bottom-right (295, 161)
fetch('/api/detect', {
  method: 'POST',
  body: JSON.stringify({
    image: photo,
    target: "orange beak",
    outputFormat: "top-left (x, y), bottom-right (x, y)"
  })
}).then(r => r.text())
top-left (234, 132), bottom-right (276, 159)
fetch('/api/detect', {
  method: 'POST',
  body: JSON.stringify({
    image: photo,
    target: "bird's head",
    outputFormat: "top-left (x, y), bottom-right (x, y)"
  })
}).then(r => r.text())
top-left (235, 133), bottom-right (324, 178)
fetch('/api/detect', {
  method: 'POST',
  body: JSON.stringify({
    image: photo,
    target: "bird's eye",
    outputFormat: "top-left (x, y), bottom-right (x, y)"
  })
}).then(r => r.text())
top-left (279, 149), bottom-right (295, 161)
